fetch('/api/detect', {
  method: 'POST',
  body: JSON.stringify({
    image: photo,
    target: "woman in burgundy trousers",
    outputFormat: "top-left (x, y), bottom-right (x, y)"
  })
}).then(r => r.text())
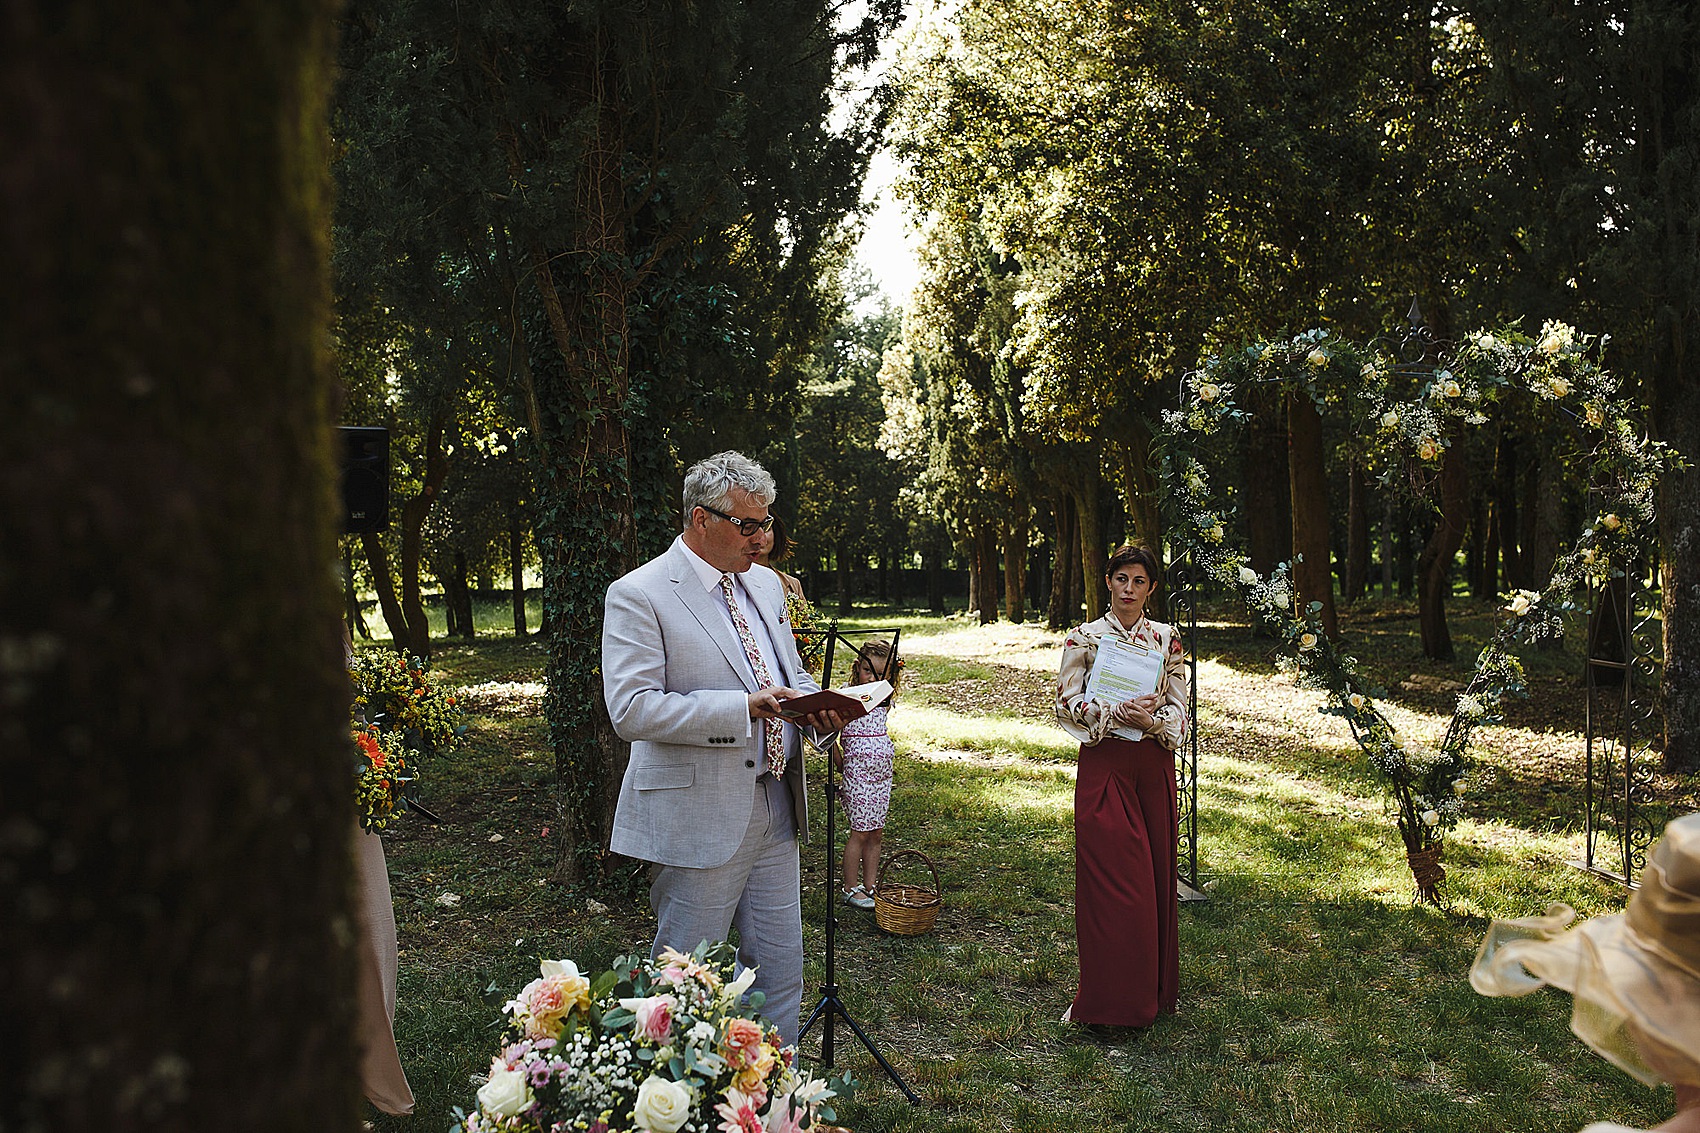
top-left (1054, 545), bottom-right (1190, 1028)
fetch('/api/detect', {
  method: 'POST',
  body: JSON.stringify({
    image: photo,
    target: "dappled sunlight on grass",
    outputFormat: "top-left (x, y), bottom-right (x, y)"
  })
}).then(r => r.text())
top-left (376, 612), bottom-right (1682, 1133)
top-left (893, 704), bottom-right (1076, 762)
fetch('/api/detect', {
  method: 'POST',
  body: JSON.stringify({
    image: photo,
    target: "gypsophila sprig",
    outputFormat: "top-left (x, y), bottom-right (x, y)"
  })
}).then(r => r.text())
top-left (457, 941), bottom-right (851, 1133)
top-left (1160, 320), bottom-right (1680, 903)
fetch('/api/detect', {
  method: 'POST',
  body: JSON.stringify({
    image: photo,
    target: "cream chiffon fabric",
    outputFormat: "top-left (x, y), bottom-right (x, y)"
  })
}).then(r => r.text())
top-left (355, 826), bottom-right (415, 1115)
top-left (1470, 814), bottom-right (1700, 1091)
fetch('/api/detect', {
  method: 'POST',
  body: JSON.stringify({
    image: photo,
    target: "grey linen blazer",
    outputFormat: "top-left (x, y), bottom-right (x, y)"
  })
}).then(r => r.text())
top-left (604, 538), bottom-right (818, 869)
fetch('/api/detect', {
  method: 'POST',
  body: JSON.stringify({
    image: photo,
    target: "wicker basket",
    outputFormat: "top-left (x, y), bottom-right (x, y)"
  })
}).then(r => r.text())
top-left (873, 849), bottom-right (941, 936)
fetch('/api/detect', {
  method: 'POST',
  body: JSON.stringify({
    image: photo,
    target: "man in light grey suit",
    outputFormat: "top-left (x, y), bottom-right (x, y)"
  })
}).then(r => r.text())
top-left (603, 451), bottom-right (840, 1045)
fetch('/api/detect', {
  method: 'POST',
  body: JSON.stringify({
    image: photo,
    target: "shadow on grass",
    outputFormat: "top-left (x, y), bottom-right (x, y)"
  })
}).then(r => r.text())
top-left (799, 752), bottom-right (1668, 1133)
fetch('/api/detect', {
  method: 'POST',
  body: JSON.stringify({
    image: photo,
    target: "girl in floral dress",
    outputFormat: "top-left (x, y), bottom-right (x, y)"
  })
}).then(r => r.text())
top-left (835, 640), bottom-right (902, 909)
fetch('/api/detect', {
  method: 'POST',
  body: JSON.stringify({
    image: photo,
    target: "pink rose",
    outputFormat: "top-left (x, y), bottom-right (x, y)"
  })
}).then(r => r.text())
top-left (630, 994), bottom-right (676, 1043)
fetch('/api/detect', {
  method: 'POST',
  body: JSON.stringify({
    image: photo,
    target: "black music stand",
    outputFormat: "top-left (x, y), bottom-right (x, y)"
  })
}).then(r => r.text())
top-left (797, 622), bottom-right (920, 1105)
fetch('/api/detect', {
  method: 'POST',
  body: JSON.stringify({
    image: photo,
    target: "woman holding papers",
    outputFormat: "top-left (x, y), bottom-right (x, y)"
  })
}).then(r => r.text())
top-left (1055, 544), bottom-right (1190, 1028)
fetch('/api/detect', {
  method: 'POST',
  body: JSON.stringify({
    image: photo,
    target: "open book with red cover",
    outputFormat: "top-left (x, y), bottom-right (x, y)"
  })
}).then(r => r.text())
top-left (775, 680), bottom-right (893, 722)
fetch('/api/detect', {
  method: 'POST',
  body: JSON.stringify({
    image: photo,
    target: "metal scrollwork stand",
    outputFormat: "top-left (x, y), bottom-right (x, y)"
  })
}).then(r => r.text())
top-left (1168, 559), bottom-right (1202, 897)
top-left (1576, 568), bottom-right (1665, 886)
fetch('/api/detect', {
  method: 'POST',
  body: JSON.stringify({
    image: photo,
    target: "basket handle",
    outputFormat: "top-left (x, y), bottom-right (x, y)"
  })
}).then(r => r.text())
top-left (876, 848), bottom-right (939, 893)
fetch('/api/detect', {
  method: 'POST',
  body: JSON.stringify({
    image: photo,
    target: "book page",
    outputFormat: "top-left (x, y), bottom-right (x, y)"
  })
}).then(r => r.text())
top-left (1083, 636), bottom-right (1165, 741)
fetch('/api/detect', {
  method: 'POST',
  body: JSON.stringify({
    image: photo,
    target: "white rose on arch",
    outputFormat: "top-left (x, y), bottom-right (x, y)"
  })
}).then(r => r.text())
top-left (1505, 589), bottom-right (1544, 617)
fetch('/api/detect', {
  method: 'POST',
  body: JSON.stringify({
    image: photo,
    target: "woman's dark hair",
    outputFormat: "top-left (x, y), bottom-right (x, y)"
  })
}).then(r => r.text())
top-left (767, 513), bottom-right (793, 564)
top-left (1104, 544), bottom-right (1163, 593)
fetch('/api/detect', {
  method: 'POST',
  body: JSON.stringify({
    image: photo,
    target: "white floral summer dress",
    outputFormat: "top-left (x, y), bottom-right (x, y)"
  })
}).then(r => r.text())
top-left (839, 705), bottom-right (894, 832)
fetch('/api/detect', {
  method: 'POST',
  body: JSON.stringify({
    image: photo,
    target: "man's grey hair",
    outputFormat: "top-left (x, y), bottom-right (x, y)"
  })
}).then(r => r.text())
top-left (681, 451), bottom-right (777, 530)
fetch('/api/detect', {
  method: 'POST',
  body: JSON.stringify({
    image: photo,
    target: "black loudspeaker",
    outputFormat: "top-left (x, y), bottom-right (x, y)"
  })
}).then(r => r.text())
top-left (339, 426), bottom-right (389, 534)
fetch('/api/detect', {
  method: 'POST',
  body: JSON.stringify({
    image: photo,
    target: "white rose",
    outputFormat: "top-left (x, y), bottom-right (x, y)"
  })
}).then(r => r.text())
top-left (1602, 513), bottom-right (1622, 531)
top-left (1421, 809), bottom-right (1440, 827)
top-left (1361, 363), bottom-right (1377, 379)
top-left (1476, 333), bottom-right (1496, 350)
top-left (1538, 332), bottom-right (1562, 354)
top-left (1443, 379), bottom-right (1462, 398)
top-left (1380, 409), bottom-right (1400, 429)
top-left (1307, 347), bottom-right (1328, 367)
top-left (1199, 382), bottom-right (1221, 403)
top-left (1546, 374), bottom-right (1571, 398)
top-left (1451, 778), bottom-right (1466, 796)
top-left (1417, 437), bottom-right (1440, 462)
top-left (633, 1075), bottom-right (693, 1133)
top-left (1586, 402), bottom-right (1605, 427)
top-left (538, 958), bottom-right (582, 981)
top-left (1208, 523), bottom-right (1225, 543)
top-left (1238, 565), bottom-right (1259, 586)
top-left (1507, 593), bottom-right (1533, 617)
top-left (1348, 693), bottom-right (1366, 711)
top-left (1299, 632), bottom-right (1318, 650)
top-left (478, 1068), bottom-right (533, 1120)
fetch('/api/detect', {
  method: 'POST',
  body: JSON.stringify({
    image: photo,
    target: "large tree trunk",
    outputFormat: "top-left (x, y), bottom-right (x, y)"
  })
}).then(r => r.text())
top-left (975, 523), bottom-right (1000, 625)
top-left (1002, 518), bottom-right (1028, 623)
top-left (1244, 388), bottom-right (1291, 576)
top-left (1077, 474), bottom-right (1108, 618)
top-left (1657, 356), bottom-right (1700, 772)
top-left (1287, 393), bottom-right (1338, 637)
top-left (1119, 423), bottom-right (1163, 554)
top-left (1418, 440), bottom-right (1470, 661)
top-left (359, 412), bottom-right (448, 658)
top-left (344, 540), bottom-right (371, 639)
top-left (510, 509), bottom-right (528, 639)
top-left (1496, 430), bottom-right (1524, 589)
top-left (510, 28), bottom-right (642, 886)
top-left (1526, 445), bottom-right (1563, 588)
top-left (1047, 491), bottom-right (1078, 629)
top-left (1345, 463), bottom-right (1370, 601)
top-left (925, 538), bottom-right (945, 614)
top-left (1, 4), bottom-right (356, 1128)
top-left (449, 549), bottom-right (475, 639)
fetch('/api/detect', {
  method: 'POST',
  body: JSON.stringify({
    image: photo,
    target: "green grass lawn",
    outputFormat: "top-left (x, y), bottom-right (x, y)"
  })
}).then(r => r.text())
top-left (369, 598), bottom-right (1689, 1132)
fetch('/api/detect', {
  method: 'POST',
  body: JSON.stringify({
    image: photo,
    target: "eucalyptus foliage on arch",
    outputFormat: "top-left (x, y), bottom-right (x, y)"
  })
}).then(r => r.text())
top-left (1159, 322), bottom-right (1677, 903)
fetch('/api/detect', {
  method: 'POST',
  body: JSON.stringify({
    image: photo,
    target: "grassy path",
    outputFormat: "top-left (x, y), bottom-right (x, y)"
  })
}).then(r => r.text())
top-left (374, 603), bottom-right (1684, 1132)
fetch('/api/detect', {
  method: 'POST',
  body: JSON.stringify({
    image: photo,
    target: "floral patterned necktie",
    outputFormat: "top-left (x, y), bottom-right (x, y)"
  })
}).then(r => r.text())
top-left (721, 574), bottom-right (787, 778)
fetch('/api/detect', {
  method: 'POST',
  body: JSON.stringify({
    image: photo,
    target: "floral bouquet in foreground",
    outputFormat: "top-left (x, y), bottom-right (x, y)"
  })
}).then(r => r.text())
top-left (460, 942), bottom-right (850, 1133)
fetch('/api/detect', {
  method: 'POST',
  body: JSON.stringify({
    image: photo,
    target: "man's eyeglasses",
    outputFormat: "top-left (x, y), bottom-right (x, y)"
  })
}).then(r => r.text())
top-left (699, 504), bottom-right (774, 537)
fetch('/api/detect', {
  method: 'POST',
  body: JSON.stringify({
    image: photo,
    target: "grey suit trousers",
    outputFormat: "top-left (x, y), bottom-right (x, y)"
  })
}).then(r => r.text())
top-left (648, 769), bottom-right (803, 1045)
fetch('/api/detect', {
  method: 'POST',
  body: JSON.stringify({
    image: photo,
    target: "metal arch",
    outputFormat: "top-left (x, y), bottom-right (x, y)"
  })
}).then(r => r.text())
top-left (1579, 567), bottom-right (1665, 887)
top-left (1169, 555), bottom-right (1202, 893)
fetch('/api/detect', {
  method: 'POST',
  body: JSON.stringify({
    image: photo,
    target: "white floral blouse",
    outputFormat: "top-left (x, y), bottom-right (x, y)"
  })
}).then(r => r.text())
top-left (1055, 612), bottom-right (1190, 750)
